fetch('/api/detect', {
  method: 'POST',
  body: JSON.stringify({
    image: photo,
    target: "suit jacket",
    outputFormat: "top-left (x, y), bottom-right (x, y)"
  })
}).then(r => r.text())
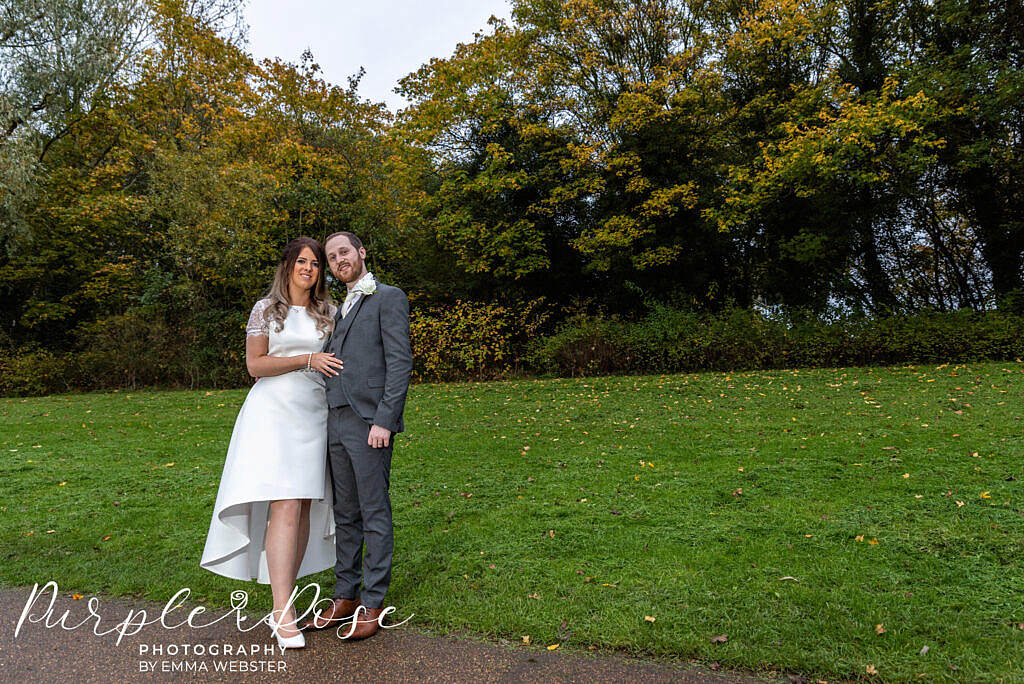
top-left (324, 282), bottom-right (412, 434)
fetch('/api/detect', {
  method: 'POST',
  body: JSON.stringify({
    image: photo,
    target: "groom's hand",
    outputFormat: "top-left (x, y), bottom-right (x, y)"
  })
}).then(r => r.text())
top-left (368, 425), bottom-right (391, 449)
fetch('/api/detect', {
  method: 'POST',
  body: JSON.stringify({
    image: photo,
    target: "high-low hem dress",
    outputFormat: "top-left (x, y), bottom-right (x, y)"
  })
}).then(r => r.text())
top-left (200, 299), bottom-right (336, 584)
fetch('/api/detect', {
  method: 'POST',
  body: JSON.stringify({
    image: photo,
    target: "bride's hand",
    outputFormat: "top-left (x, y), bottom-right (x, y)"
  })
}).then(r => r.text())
top-left (310, 352), bottom-right (344, 376)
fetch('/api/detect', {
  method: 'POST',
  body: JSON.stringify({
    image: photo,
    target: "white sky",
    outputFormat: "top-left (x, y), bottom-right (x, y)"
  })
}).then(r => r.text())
top-left (243, 0), bottom-right (513, 111)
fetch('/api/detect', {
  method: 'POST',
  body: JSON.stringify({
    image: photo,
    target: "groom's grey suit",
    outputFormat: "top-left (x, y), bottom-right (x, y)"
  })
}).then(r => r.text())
top-left (323, 282), bottom-right (411, 609)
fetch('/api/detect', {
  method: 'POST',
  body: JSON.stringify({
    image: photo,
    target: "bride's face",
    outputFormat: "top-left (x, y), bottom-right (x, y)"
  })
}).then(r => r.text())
top-left (290, 247), bottom-right (320, 294)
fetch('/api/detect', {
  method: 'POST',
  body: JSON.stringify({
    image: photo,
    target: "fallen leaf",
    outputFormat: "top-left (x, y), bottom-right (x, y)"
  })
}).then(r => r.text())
top-left (547, 644), bottom-right (559, 651)
top-left (956, 501), bottom-right (964, 507)
top-left (875, 624), bottom-right (885, 635)
top-left (778, 576), bottom-right (799, 581)
top-left (522, 635), bottom-right (530, 644)
top-left (919, 645), bottom-right (929, 655)
top-left (980, 491), bottom-right (991, 499)
top-left (868, 538), bottom-right (879, 545)
top-left (855, 535), bottom-right (864, 542)
top-left (710, 634), bottom-right (728, 644)
top-left (644, 615), bottom-right (656, 623)
top-left (72, 594), bottom-right (83, 600)
top-left (866, 664), bottom-right (878, 675)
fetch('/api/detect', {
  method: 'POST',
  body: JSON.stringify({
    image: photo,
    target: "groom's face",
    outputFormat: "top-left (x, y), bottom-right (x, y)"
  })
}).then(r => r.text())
top-left (326, 235), bottom-right (367, 285)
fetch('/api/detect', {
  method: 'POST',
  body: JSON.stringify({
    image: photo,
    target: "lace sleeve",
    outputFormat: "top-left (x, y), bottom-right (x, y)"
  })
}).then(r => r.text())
top-left (246, 299), bottom-right (270, 338)
top-left (328, 303), bottom-right (338, 318)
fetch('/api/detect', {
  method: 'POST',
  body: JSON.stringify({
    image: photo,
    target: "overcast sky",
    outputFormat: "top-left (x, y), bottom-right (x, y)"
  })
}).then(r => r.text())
top-left (243, 0), bottom-right (513, 111)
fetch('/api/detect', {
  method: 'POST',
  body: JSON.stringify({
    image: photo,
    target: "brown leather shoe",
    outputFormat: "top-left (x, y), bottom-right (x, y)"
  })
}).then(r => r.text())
top-left (300, 597), bottom-right (359, 630)
top-left (344, 606), bottom-right (383, 640)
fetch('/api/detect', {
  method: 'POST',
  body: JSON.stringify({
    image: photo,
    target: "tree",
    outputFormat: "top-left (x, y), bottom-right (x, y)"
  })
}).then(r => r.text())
top-left (906, 0), bottom-right (1024, 311)
top-left (0, 0), bottom-right (398, 383)
top-left (0, 0), bottom-right (149, 233)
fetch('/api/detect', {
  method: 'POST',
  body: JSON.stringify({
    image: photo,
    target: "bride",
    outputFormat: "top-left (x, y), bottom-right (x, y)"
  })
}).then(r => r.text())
top-left (200, 237), bottom-right (344, 649)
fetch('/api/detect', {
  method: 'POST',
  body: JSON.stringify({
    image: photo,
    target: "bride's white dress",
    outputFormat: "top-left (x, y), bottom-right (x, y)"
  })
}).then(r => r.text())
top-left (200, 299), bottom-right (336, 583)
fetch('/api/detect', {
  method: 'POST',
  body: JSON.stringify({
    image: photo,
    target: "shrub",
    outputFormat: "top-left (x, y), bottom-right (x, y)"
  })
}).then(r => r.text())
top-left (530, 307), bottom-right (1024, 376)
top-left (182, 308), bottom-right (251, 388)
top-left (77, 310), bottom-right (185, 389)
top-left (0, 349), bottom-right (80, 396)
top-left (75, 306), bottom-right (251, 390)
top-left (410, 299), bottom-right (550, 381)
top-left (3, 304), bottom-right (1021, 396)
top-left (529, 314), bottom-right (630, 376)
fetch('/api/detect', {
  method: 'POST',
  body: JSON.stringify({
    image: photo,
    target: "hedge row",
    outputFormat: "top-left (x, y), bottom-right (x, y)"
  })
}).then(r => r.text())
top-left (530, 306), bottom-right (1024, 376)
top-left (2, 305), bottom-right (1022, 396)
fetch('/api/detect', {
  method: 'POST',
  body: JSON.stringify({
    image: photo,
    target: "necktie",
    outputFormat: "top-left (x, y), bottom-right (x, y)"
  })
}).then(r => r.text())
top-left (342, 290), bottom-right (359, 318)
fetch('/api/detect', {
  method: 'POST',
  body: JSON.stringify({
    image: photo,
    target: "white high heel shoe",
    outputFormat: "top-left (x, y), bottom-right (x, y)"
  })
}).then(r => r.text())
top-left (268, 611), bottom-right (306, 650)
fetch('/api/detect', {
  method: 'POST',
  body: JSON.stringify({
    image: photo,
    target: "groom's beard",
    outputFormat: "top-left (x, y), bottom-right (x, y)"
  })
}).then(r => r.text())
top-left (334, 258), bottom-right (365, 285)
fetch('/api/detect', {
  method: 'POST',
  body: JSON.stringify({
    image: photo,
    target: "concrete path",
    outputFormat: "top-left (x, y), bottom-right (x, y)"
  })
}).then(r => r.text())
top-left (0, 585), bottom-right (782, 683)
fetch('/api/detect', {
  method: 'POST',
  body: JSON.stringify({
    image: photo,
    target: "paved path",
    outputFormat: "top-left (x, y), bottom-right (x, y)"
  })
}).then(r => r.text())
top-left (0, 585), bottom-right (781, 683)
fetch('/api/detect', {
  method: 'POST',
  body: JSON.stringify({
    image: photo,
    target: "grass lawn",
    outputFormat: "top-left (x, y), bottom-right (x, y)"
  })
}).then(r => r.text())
top-left (2, 362), bottom-right (1023, 681)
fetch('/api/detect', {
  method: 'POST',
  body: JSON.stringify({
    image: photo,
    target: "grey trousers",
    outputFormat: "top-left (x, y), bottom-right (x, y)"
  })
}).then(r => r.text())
top-left (327, 405), bottom-right (393, 609)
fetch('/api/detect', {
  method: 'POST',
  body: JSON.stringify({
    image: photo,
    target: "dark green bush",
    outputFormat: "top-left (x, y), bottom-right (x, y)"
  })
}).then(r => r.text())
top-left (529, 314), bottom-right (629, 376)
top-left (77, 309), bottom-right (182, 389)
top-left (532, 307), bottom-right (1024, 376)
top-left (75, 306), bottom-right (250, 391)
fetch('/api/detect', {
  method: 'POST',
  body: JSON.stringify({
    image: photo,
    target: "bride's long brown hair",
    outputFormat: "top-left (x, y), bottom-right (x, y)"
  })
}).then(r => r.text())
top-left (262, 237), bottom-right (334, 339)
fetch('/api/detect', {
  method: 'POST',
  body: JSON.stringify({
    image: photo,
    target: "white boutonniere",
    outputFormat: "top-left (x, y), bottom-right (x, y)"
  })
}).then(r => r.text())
top-left (344, 274), bottom-right (377, 307)
top-left (354, 275), bottom-right (377, 297)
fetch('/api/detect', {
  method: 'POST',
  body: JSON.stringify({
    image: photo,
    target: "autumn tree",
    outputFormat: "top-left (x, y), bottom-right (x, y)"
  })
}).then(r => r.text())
top-left (0, 0), bottom-right (400, 384)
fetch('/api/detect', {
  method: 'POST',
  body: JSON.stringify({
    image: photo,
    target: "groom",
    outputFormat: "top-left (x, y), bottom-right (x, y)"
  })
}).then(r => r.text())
top-left (302, 231), bottom-right (412, 639)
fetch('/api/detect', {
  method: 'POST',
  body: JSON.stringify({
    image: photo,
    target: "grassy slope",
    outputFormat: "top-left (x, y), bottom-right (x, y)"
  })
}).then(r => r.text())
top-left (2, 362), bottom-right (1022, 681)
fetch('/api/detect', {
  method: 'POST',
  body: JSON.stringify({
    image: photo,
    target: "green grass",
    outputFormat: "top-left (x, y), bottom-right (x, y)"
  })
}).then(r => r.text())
top-left (2, 362), bottom-right (1023, 681)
